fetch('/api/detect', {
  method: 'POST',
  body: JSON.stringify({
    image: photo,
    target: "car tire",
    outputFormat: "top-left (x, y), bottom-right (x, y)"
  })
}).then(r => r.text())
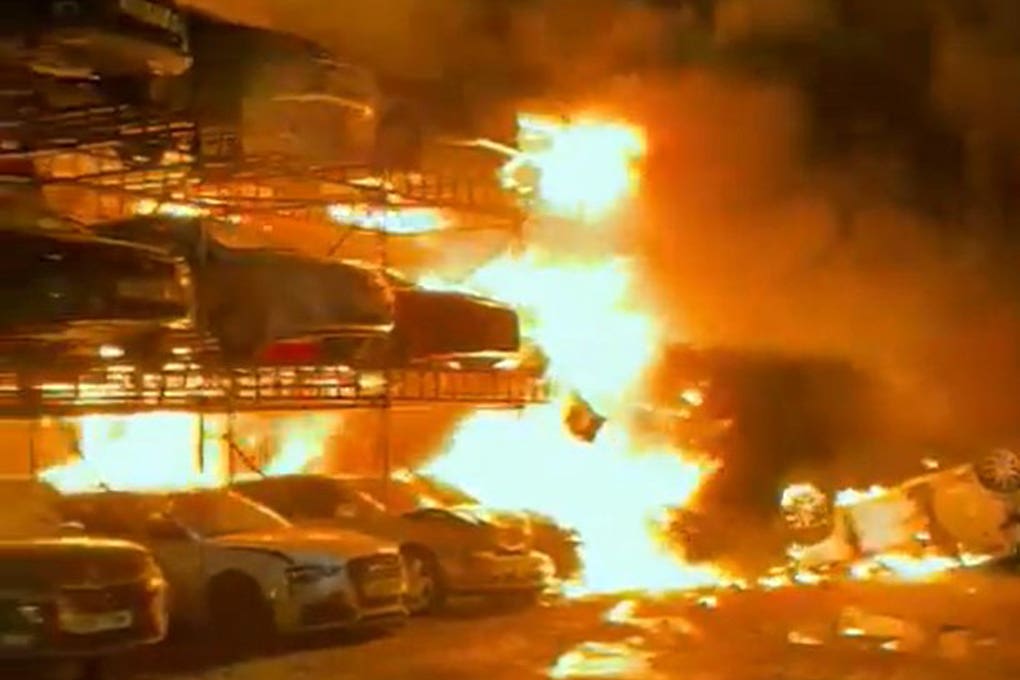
top-left (401, 547), bottom-right (445, 616)
top-left (975, 449), bottom-right (1020, 494)
top-left (207, 572), bottom-right (276, 648)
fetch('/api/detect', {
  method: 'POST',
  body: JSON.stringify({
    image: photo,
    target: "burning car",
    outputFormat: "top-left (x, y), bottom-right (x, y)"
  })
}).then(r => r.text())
top-left (231, 473), bottom-right (555, 615)
top-left (384, 271), bottom-right (521, 369)
top-left (0, 0), bottom-right (190, 81)
top-left (0, 478), bottom-right (167, 678)
top-left (89, 215), bottom-right (394, 365)
top-left (782, 449), bottom-right (1020, 571)
top-left (0, 221), bottom-right (193, 369)
top-left (58, 488), bottom-right (408, 642)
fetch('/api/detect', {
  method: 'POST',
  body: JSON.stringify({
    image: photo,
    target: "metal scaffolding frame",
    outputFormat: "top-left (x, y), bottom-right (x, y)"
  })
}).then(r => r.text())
top-left (1, 104), bottom-right (542, 481)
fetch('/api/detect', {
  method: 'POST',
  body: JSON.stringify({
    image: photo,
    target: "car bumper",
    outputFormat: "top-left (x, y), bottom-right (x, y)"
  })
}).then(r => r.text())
top-left (274, 566), bottom-right (408, 634)
top-left (0, 586), bottom-right (167, 659)
top-left (441, 550), bottom-right (551, 595)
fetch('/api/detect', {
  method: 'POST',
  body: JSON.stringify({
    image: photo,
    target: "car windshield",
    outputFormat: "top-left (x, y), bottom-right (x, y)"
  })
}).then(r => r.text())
top-left (0, 479), bottom-right (63, 539)
top-left (167, 490), bottom-right (290, 537)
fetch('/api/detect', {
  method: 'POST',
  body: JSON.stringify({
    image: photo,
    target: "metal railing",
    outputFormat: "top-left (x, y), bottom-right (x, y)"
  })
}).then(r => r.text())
top-left (0, 362), bottom-right (548, 417)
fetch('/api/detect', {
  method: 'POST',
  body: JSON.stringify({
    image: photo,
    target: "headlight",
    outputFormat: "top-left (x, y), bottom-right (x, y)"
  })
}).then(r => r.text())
top-left (285, 564), bottom-right (342, 587)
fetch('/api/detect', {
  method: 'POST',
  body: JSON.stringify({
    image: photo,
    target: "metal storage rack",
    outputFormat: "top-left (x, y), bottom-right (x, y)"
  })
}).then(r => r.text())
top-left (0, 100), bottom-right (546, 476)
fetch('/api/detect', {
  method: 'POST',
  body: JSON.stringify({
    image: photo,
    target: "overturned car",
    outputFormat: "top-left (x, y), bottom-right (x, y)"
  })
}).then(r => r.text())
top-left (781, 449), bottom-right (1020, 571)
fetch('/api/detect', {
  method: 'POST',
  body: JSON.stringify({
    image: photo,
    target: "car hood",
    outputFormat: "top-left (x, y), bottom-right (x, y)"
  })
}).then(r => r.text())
top-left (0, 537), bottom-right (154, 592)
top-left (208, 527), bottom-right (397, 564)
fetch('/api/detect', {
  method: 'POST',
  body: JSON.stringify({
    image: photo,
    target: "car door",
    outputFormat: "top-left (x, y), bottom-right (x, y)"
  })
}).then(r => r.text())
top-left (138, 510), bottom-right (206, 624)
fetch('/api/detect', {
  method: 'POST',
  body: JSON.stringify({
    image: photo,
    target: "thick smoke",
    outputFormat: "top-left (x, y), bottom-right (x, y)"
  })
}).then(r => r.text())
top-left (184, 1), bottom-right (1020, 468)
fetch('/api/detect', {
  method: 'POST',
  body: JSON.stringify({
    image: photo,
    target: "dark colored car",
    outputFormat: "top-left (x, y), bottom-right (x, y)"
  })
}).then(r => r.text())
top-left (0, 0), bottom-right (190, 79)
top-left (231, 473), bottom-right (559, 615)
top-left (90, 215), bottom-right (394, 364)
top-left (385, 271), bottom-right (521, 368)
top-left (0, 478), bottom-right (168, 679)
top-left (0, 218), bottom-right (193, 368)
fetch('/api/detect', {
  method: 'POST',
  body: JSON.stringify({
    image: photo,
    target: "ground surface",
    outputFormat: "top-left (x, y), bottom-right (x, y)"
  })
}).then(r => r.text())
top-left (103, 573), bottom-right (1020, 680)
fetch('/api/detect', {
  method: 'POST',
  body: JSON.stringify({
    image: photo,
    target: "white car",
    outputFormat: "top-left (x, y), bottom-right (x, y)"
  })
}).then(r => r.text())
top-left (782, 451), bottom-right (1020, 570)
top-left (58, 488), bottom-right (407, 643)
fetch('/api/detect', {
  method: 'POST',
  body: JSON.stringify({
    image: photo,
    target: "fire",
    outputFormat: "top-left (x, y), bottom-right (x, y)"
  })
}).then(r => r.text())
top-left (835, 484), bottom-right (889, 507)
top-left (326, 204), bottom-right (450, 234)
top-left (420, 113), bottom-right (723, 594)
top-left (503, 113), bottom-right (646, 220)
top-left (41, 413), bottom-right (224, 493)
top-left (41, 412), bottom-right (338, 494)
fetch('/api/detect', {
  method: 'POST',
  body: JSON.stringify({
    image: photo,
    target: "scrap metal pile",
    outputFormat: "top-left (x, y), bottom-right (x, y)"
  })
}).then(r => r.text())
top-left (0, 0), bottom-right (548, 415)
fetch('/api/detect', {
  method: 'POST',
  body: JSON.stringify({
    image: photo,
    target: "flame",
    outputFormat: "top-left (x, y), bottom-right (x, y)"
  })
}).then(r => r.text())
top-left (326, 204), bottom-right (450, 234)
top-left (134, 198), bottom-right (207, 219)
top-left (504, 113), bottom-right (646, 220)
top-left (41, 412), bottom-right (340, 494)
top-left (41, 413), bottom-right (223, 494)
top-left (418, 113), bottom-right (723, 595)
top-left (835, 484), bottom-right (889, 507)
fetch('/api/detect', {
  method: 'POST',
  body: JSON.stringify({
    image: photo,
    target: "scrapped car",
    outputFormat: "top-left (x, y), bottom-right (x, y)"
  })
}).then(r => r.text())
top-left (0, 478), bottom-right (167, 678)
top-left (783, 450), bottom-right (1020, 570)
top-left (383, 272), bottom-right (521, 369)
top-left (232, 473), bottom-right (555, 615)
top-left (58, 488), bottom-right (407, 642)
top-left (0, 0), bottom-right (190, 80)
top-left (185, 12), bottom-right (419, 167)
top-left (89, 215), bottom-right (394, 364)
top-left (0, 219), bottom-right (193, 369)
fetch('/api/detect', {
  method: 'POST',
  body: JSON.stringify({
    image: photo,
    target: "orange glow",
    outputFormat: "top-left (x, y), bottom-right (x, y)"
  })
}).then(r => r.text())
top-left (835, 484), bottom-right (889, 507)
top-left (326, 203), bottom-right (450, 234)
top-left (503, 113), bottom-right (645, 220)
top-left (134, 198), bottom-right (208, 219)
top-left (41, 413), bottom-right (223, 494)
top-left (416, 114), bottom-right (724, 595)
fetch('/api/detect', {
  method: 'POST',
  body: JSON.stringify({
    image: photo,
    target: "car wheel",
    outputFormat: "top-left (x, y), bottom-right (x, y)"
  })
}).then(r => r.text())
top-left (207, 572), bottom-right (276, 648)
top-left (402, 548), bottom-right (444, 615)
top-left (975, 449), bottom-right (1020, 494)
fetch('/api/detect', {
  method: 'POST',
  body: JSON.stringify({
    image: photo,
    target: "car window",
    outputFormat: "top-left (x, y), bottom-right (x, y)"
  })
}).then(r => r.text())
top-left (168, 491), bottom-right (290, 538)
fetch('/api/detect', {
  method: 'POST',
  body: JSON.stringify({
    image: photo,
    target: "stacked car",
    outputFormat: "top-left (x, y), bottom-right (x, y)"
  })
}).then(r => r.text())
top-left (0, 1), bottom-right (550, 670)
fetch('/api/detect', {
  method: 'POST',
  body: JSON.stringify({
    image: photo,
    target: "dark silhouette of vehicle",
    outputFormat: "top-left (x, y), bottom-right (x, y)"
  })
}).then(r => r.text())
top-left (0, 215), bottom-right (193, 368)
top-left (0, 478), bottom-right (167, 680)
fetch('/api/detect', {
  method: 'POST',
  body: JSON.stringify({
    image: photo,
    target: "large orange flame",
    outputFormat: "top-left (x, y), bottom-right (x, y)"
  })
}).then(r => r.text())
top-left (421, 113), bottom-right (724, 594)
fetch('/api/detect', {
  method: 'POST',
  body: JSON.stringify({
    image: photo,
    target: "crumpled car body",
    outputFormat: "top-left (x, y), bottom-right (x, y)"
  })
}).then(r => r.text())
top-left (0, 222), bottom-right (193, 367)
top-left (0, 0), bottom-right (190, 79)
top-left (790, 464), bottom-right (1020, 570)
top-left (0, 478), bottom-right (168, 662)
